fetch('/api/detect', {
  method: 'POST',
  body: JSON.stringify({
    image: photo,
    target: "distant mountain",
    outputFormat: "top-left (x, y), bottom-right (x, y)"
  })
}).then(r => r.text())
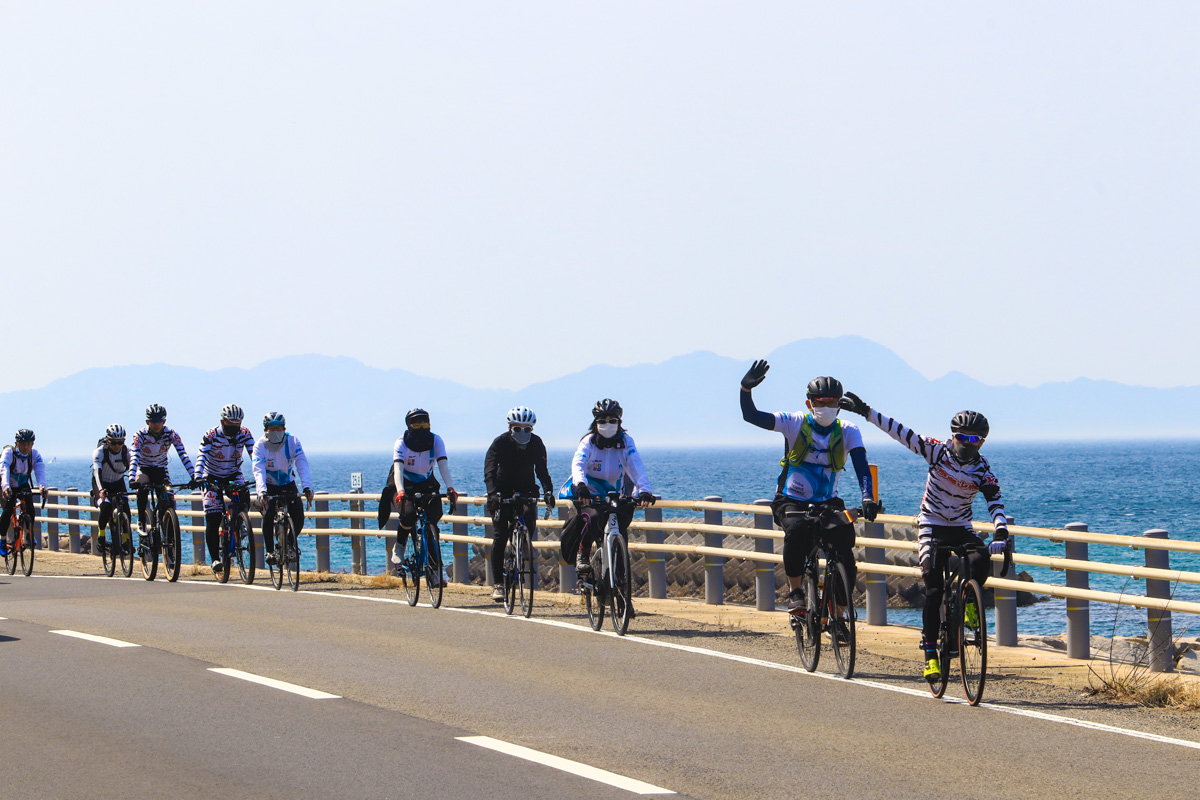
top-left (1, 336), bottom-right (1196, 457)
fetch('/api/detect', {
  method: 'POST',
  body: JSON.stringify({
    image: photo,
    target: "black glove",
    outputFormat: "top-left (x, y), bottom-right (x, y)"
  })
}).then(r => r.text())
top-left (485, 492), bottom-right (499, 516)
top-left (741, 359), bottom-right (770, 390)
top-left (638, 492), bottom-right (656, 507)
top-left (446, 487), bottom-right (459, 509)
top-left (839, 391), bottom-right (870, 417)
top-left (574, 482), bottom-right (591, 501)
top-left (861, 499), bottom-right (880, 522)
top-left (543, 490), bottom-right (556, 509)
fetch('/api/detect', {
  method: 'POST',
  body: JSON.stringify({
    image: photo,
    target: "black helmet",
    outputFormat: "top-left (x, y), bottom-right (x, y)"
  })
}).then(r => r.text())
top-left (263, 411), bottom-right (286, 429)
top-left (592, 398), bottom-right (622, 419)
top-left (14, 429), bottom-right (35, 443)
top-left (951, 410), bottom-right (990, 437)
top-left (806, 376), bottom-right (844, 399)
top-left (405, 408), bottom-right (430, 427)
top-left (145, 404), bottom-right (167, 422)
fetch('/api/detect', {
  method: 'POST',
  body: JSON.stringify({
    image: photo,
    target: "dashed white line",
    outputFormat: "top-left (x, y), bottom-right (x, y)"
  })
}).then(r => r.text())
top-left (457, 736), bottom-right (674, 795)
top-left (51, 630), bottom-right (140, 648)
top-left (208, 667), bottom-right (340, 699)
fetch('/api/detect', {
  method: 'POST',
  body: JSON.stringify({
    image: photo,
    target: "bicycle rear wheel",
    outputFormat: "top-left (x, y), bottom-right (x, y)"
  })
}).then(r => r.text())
top-left (793, 567), bottom-right (821, 672)
top-left (502, 536), bottom-right (517, 616)
top-left (19, 513), bottom-right (35, 577)
top-left (115, 513), bottom-right (134, 578)
top-left (285, 521), bottom-right (300, 592)
top-left (139, 517), bottom-right (158, 582)
top-left (400, 531), bottom-right (421, 606)
top-left (100, 524), bottom-right (115, 577)
top-left (517, 527), bottom-right (535, 619)
top-left (928, 596), bottom-right (952, 698)
top-left (268, 516), bottom-right (284, 590)
top-left (161, 509), bottom-right (181, 583)
top-left (235, 510), bottom-right (255, 585)
top-left (828, 562), bottom-right (856, 679)
top-left (609, 535), bottom-right (632, 636)
top-left (424, 525), bottom-right (442, 609)
top-left (959, 579), bottom-right (988, 705)
top-left (585, 550), bottom-right (604, 631)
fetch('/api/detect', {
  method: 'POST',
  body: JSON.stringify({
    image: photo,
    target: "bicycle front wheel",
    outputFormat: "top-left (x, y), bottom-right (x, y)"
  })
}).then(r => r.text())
top-left (269, 516), bottom-right (285, 590)
top-left (959, 579), bottom-right (988, 705)
top-left (585, 550), bottom-right (604, 631)
top-left (502, 536), bottom-right (517, 616)
top-left (285, 519), bottom-right (300, 592)
top-left (517, 527), bottom-right (535, 619)
top-left (235, 510), bottom-right (255, 585)
top-left (161, 510), bottom-right (181, 583)
top-left (18, 513), bottom-right (35, 577)
top-left (794, 567), bottom-right (821, 672)
top-left (929, 597), bottom-right (952, 699)
top-left (139, 516), bottom-right (158, 581)
top-left (100, 525), bottom-right (115, 577)
top-left (424, 525), bottom-right (442, 609)
top-left (828, 562), bottom-right (856, 679)
top-left (608, 535), bottom-right (632, 636)
top-left (116, 513), bottom-right (134, 578)
top-left (400, 531), bottom-right (421, 607)
top-left (216, 527), bottom-right (231, 584)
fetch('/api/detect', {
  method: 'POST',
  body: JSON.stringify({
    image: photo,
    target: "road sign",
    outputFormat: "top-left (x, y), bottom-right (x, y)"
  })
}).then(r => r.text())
top-left (350, 472), bottom-right (363, 492)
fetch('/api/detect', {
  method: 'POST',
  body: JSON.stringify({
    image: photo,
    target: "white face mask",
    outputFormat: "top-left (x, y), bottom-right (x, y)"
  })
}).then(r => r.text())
top-left (266, 430), bottom-right (285, 444)
top-left (511, 429), bottom-right (532, 446)
top-left (597, 423), bottom-right (619, 438)
top-left (810, 406), bottom-right (839, 427)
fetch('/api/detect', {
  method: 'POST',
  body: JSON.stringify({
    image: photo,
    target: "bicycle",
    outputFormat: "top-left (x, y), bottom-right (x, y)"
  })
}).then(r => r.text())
top-left (577, 492), bottom-right (638, 636)
top-left (96, 489), bottom-right (134, 578)
top-left (499, 494), bottom-right (542, 618)
top-left (393, 491), bottom-right (444, 609)
top-left (3, 485), bottom-right (43, 577)
top-left (132, 482), bottom-right (185, 582)
top-left (265, 486), bottom-right (309, 592)
top-left (197, 478), bottom-right (255, 585)
top-left (789, 505), bottom-right (860, 679)
top-left (926, 540), bottom-right (1014, 705)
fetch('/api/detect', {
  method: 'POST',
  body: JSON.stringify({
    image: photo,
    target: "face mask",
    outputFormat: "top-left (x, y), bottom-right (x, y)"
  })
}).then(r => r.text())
top-left (267, 431), bottom-right (285, 445)
top-left (597, 423), bottom-right (619, 438)
top-left (405, 428), bottom-right (434, 452)
top-left (511, 430), bottom-right (532, 446)
top-left (222, 423), bottom-right (241, 437)
top-left (952, 441), bottom-right (981, 462)
top-left (810, 407), bottom-right (839, 427)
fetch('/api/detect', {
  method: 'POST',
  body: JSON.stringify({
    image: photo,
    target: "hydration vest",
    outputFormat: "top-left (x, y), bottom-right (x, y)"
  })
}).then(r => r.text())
top-left (779, 416), bottom-right (846, 472)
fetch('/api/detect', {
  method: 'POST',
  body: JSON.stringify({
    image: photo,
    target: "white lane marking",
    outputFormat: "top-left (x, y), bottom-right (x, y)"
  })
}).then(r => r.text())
top-left (208, 667), bottom-right (340, 699)
top-left (29, 575), bottom-right (1200, 751)
top-left (457, 736), bottom-right (674, 795)
top-left (51, 630), bottom-right (140, 648)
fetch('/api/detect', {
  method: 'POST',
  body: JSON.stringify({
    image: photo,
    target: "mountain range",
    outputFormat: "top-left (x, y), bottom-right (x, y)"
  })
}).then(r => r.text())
top-left (3, 336), bottom-right (1195, 457)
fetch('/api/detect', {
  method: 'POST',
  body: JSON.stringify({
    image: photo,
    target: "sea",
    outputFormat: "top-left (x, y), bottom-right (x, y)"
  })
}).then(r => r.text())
top-left (40, 439), bottom-right (1200, 637)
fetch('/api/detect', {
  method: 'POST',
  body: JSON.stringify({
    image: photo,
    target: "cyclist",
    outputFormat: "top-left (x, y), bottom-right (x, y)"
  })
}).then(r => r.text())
top-left (91, 424), bottom-right (130, 547)
top-left (839, 392), bottom-right (1009, 681)
top-left (739, 361), bottom-right (877, 620)
top-left (389, 408), bottom-right (459, 587)
top-left (484, 406), bottom-right (556, 602)
top-left (0, 429), bottom-right (48, 553)
top-left (128, 404), bottom-right (195, 532)
top-left (251, 412), bottom-right (314, 565)
top-left (558, 399), bottom-right (655, 584)
top-left (193, 404), bottom-right (256, 575)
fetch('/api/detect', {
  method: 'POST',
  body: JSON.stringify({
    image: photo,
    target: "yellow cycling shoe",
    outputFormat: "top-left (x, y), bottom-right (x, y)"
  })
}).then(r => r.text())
top-left (923, 658), bottom-right (941, 682)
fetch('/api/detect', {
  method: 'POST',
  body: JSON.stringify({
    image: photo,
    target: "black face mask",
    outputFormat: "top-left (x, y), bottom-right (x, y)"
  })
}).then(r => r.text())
top-left (222, 423), bottom-right (241, 437)
top-left (951, 441), bottom-right (981, 462)
top-left (404, 428), bottom-right (434, 452)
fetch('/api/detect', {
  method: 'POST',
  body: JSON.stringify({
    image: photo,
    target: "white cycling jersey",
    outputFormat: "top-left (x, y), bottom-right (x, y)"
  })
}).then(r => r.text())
top-left (567, 432), bottom-right (653, 498)
top-left (252, 433), bottom-right (312, 495)
top-left (128, 426), bottom-right (195, 481)
top-left (773, 412), bottom-right (865, 502)
top-left (195, 426), bottom-right (256, 480)
top-left (92, 443), bottom-right (130, 485)
top-left (392, 435), bottom-right (452, 488)
top-left (1, 447), bottom-right (45, 491)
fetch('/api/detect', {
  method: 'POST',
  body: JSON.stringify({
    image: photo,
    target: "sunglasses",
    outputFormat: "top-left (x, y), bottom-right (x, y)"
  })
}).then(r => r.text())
top-left (108, 439), bottom-right (126, 445)
top-left (510, 425), bottom-right (533, 433)
top-left (595, 417), bottom-right (621, 425)
top-left (953, 433), bottom-right (985, 445)
top-left (808, 397), bottom-right (840, 408)
top-left (409, 421), bottom-right (431, 430)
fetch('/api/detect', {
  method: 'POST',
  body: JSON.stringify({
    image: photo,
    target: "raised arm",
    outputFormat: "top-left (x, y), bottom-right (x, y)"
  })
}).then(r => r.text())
top-left (840, 392), bottom-right (939, 466)
top-left (739, 360), bottom-right (774, 431)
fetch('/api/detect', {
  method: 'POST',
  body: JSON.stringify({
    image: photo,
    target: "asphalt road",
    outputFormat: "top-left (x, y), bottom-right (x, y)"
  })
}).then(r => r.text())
top-left (2, 574), bottom-right (1198, 799)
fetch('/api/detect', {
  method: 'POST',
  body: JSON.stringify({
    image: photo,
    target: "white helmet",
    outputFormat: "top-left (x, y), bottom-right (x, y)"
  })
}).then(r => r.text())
top-left (220, 404), bottom-right (245, 423)
top-left (506, 406), bottom-right (536, 426)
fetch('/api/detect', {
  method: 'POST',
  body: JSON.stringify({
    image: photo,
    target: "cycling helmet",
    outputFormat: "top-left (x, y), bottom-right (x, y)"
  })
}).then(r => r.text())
top-left (405, 408), bottom-right (430, 427)
top-left (14, 429), bottom-right (34, 443)
top-left (263, 411), bottom-right (286, 429)
top-left (592, 398), bottom-right (622, 419)
top-left (951, 410), bottom-right (990, 437)
top-left (145, 403), bottom-right (167, 422)
top-left (220, 404), bottom-right (245, 422)
top-left (805, 376), bottom-right (844, 399)
top-left (506, 406), bottom-right (536, 426)
top-left (105, 424), bottom-right (126, 441)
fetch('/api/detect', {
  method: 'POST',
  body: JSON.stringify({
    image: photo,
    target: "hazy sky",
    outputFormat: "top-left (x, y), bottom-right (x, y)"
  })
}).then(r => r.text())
top-left (3, 2), bottom-right (1197, 391)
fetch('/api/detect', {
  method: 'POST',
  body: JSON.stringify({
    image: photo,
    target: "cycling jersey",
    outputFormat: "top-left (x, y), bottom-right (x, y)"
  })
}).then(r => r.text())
top-left (92, 443), bottom-right (130, 486)
top-left (863, 409), bottom-right (1007, 529)
top-left (252, 433), bottom-right (312, 495)
top-left (484, 432), bottom-right (553, 497)
top-left (772, 412), bottom-right (867, 503)
top-left (565, 432), bottom-right (652, 498)
top-left (1, 446), bottom-right (45, 491)
top-left (392, 434), bottom-right (452, 488)
top-left (128, 426), bottom-right (195, 481)
top-left (195, 426), bottom-right (256, 480)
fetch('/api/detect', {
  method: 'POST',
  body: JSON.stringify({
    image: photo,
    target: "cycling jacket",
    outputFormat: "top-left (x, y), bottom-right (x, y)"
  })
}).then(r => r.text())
top-left (252, 433), bottom-right (312, 494)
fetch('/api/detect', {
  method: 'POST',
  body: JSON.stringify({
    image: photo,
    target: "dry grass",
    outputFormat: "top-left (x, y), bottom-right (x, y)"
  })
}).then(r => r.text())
top-left (1086, 675), bottom-right (1200, 710)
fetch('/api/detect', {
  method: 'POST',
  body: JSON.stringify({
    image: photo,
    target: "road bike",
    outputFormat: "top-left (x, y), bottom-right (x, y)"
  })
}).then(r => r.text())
top-left (198, 479), bottom-right (255, 585)
top-left (264, 486), bottom-right (309, 591)
top-left (393, 491), bottom-right (444, 608)
top-left (499, 494), bottom-right (541, 618)
top-left (3, 485), bottom-right (42, 577)
top-left (927, 540), bottom-right (1014, 705)
top-left (96, 488), bottom-right (133, 578)
top-left (578, 492), bottom-right (640, 636)
top-left (789, 505), bottom-right (860, 679)
top-left (132, 482), bottom-right (185, 582)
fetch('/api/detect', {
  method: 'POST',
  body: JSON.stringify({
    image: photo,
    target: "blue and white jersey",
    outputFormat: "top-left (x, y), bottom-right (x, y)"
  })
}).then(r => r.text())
top-left (392, 435), bottom-right (450, 486)
top-left (195, 426), bottom-right (256, 480)
top-left (128, 426), bottom-right (194, 481)
top-left (774, 412), bottom-right (864, 503)
top-left (565, 432), bottom-right (653, 498)
top-left (252, 433), bottom-right (312, 494)
top-left (1, 447), bottom-right (46, 491)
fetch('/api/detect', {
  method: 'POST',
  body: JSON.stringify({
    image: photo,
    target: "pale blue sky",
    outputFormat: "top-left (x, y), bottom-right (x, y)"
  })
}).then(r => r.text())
top-left (2, 2), bottom-right (1196, 391)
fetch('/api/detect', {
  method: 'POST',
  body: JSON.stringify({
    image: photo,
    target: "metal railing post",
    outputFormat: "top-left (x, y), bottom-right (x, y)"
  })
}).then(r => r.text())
top-left (1064, 523), bottom-right (1090, 659)
top-left (558, 505), bottom-right (576, 593)
top-left (752, 500), bottom-right (776, 612)
top-left (452, 501), bottom-right (468, 584)
top-left (348, 495), bottom-right (364, 575)
top-left (45, 489), bottom-right (59, 552)
top-left (993, 514), bottom-right (1018, 646)
top-left (644, 500), bottom-right (666, 599)
top-left (861, 517), bottom-right (888, 627)
top-left (1144, 528), bottom-right (1174, 673)
top-left (67, 491), bottom-right (81, 554)
top-left (313, 492), bottom-right (333, 573)
top-left (703, 496), bottom-right (724, 606)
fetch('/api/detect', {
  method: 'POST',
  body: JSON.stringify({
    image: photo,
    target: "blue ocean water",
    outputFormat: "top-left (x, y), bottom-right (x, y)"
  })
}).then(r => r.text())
top-left (40, 439), bottom-right (1200, 636)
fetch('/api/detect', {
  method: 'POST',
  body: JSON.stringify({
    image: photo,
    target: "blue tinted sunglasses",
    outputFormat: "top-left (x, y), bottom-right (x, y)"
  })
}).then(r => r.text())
top-left (953, 433), bottom-right (985, 445)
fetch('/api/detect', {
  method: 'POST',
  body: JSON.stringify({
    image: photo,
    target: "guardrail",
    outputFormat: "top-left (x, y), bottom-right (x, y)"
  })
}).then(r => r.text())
top-left (30, 488), bottom-right (1194, 672)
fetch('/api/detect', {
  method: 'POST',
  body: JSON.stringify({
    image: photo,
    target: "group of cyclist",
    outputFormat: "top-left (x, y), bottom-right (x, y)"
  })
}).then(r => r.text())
top-left (2, 359), bottom-right (1011, 681)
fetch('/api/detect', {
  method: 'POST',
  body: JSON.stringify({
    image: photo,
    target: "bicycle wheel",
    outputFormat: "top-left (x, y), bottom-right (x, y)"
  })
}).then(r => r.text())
top-left (285, 521), bottom-right (300, 592)
top-left (116, 513), bottom-right (134, 578)
top-left (19, 513), bottom-right (35, 577)
top-left (100, 524), bottom-right (115, 577)
top-left (3, 526), bottom-right (15, 575)
top-left (268, 515), bottom-right (284, 590)
top-left (424, 525), bottom-right (442, 609)
top-left (502, 535), bottom-right (517, 616)
top-left (609, 535), bottom-right (632, 636)
top-left (215, 526), bottom-right (231, 584)
top-left (793, 566), bottom-right (821, 672)
top-left (139, 516), bottom-right (158, 582)
top-left (400, 531), bottom-right (421, 606)
top-left (959, 579), bottom-right (988, 706)
top-left (928, 597), bottom-right (951, 698)
top-left (235, 510), bottom-right (255, 585)
top-left (518, 527), bottom-right (535, 619)
top-left (585, 549), bottom-right (604, 631)
top-left (828, 562), bottom-right (856, 679)
top-left (161, 509), bottom-right (181, 583)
